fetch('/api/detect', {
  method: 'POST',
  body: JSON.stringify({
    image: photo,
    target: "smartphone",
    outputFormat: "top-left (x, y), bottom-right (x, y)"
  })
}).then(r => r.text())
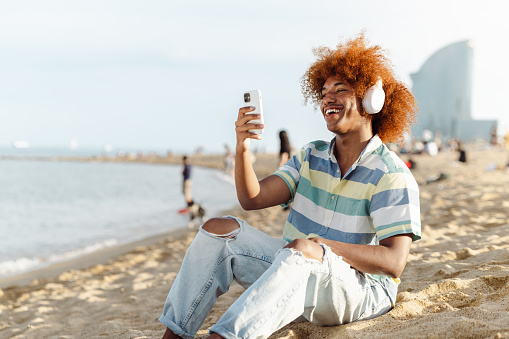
top-left (243, 90), bottom-right (264, 135)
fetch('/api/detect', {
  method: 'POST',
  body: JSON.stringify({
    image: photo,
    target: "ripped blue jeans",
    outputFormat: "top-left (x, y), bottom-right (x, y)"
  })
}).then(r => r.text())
top-left (159, 216), bottom-right (397, 339)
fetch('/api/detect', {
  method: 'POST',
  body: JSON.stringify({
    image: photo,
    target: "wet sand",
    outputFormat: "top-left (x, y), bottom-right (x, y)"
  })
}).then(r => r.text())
top-left (1, 147), bottom-right (509, 338)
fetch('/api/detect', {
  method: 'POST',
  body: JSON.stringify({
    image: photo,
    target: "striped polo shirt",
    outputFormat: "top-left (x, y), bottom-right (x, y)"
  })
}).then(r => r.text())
top-left (274, 135), bottom-right (421, 247)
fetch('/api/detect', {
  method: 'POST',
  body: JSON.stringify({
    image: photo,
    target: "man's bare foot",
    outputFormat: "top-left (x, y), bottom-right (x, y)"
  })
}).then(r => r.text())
top-left (162, 327), bottom-right (182, 339)
top-left (206, 333), bottom-right (224, 339)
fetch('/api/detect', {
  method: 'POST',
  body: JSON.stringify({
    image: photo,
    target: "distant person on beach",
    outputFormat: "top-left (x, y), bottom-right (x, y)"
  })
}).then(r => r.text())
top-left (457, 143), bottom-right (467, 163)
top-left (182, 156), bottom-right (192, 204)
top-left (279, 130), bottom-right (293, 211)
top-left (278, 130), bottom-right (292, 168)
top-left (491, 124), bottom-right (498, 146)
top-left (458, 149), bottom-right (467, 163)
top-left (160, 34), bottom-right (421, 339)
top-left (182, 156), bottom-right (206, 226)
top-left (505, 132), bottom-right (509, 168)
top-left (224, 145), bottom-right (235, 178)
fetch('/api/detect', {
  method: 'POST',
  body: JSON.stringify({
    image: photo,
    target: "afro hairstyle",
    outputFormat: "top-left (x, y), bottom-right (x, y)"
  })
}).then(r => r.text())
top-left (301, 33), bottom-right (418, 144)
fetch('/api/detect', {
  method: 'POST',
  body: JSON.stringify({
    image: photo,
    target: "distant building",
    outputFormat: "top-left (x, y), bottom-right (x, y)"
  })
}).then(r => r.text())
top-left (411, 40), bottom-right (497, 142)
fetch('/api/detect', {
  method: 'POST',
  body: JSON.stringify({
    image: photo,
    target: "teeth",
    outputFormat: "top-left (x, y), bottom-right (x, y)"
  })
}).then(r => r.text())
top-left (325, 108), bottom-right (340, 116)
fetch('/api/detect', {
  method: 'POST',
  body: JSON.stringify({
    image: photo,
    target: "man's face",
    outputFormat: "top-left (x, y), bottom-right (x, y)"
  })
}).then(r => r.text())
top-left (320, 75), bottom-right (370, 136)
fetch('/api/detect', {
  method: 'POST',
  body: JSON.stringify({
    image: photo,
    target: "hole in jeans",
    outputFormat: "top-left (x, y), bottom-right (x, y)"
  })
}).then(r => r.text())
top-left (207, 228), bottom-right (240, 240)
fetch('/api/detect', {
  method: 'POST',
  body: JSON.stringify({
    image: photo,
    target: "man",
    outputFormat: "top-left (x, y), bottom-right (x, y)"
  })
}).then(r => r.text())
top-left (160, 34), bottom-right (421, 339)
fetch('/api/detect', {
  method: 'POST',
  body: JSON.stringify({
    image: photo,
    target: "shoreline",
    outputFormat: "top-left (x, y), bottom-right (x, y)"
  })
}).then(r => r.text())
top-left (0, 195), bottom-right (243, 289)
top-left (0, 151), bottom-right (280, 178)
top-left (0, 225), bottom-right (197, 289)
top-left (0, 157), bottom-right (250, 291)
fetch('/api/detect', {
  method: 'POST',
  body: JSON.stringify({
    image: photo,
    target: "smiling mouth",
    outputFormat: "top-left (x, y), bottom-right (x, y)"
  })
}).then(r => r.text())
top-left (324, 108), bottom-right (342, 116)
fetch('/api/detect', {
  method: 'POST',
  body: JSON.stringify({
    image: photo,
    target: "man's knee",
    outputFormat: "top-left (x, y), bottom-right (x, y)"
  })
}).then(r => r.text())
top-left (202, 217), bottom-right (239, 235)
top-left (285, 238), bottom-right (324, 261)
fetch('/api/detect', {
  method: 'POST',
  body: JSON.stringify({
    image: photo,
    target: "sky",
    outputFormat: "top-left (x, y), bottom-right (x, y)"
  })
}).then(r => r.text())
top-left (1, 0), bottom-right (508, 154)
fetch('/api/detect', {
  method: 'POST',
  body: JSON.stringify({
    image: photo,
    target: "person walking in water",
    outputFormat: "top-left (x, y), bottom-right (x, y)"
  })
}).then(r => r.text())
top-left (160, 33), bottom-right (421, 339)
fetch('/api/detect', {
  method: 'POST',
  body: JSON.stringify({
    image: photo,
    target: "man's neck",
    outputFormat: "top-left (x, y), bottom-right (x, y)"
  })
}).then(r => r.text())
top-left (333, 132), bottom-right (373, 178)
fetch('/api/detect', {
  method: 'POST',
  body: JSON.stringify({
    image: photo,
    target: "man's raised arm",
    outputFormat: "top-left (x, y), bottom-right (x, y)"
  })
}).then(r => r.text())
top-left (234, 106), bottom-right (291, 210)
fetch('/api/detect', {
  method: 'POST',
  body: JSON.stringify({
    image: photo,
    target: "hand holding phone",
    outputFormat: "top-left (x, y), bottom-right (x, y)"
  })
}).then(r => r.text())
top-left (243, 90), bottom-right (264, 135)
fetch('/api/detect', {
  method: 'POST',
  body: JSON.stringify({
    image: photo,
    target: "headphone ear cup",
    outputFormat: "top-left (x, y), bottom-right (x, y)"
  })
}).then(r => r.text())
top-left (362, 78), bottom-right (385, 114)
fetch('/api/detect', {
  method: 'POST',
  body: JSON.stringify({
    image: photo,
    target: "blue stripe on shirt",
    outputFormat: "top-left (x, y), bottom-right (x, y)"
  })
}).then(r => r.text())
top-left (286, 209), bottom-right (376, 244)
top-left (348, 166), bottom-right (385, 185)
top-left (370, 188), bottom-right (410, 212)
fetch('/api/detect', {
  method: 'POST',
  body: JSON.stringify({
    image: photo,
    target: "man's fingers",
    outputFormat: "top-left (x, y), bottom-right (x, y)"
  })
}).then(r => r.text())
top-left (237, 106), bottom-right (255, 119)
top-left (236, 121), bottom-right (264, 130)
top-left (236, 114), bottom-right (262, 127)
top-left (236, 130), bottom-right (264, 140)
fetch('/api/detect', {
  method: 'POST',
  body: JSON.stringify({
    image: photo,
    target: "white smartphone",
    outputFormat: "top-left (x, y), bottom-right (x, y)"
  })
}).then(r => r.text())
top-left (243, 90), bottom-right (264, 135)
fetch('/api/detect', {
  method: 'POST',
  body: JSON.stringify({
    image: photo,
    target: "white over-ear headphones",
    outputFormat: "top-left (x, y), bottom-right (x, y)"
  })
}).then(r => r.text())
top-left (362, 78), bottom-right (385, 114)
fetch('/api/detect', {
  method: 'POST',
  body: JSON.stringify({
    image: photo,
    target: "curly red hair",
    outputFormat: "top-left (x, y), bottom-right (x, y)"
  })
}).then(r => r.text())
top-left (301, 33), bottom-right (417, 144)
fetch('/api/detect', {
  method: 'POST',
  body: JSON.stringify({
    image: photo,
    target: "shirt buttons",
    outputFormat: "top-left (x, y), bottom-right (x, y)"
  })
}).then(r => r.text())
top-left (331, 196), bottom-right (335, 200)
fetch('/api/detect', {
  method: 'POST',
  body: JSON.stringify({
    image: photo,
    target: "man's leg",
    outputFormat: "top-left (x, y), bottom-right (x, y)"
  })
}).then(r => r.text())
top-left (159, 216), bottom-right (287, 339)
top-left (209, 241), bottom-right (394, 339)
top-left (162, 215), bottom-right (240, 339)
top-left (207, 241), bottom-right (321, 339)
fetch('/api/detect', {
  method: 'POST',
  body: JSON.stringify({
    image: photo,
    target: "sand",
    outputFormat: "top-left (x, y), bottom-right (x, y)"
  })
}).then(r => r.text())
top-left (1, 146), bottom-right (509, 338)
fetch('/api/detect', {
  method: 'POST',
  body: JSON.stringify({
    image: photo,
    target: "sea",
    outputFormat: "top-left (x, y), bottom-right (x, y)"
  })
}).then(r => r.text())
top-left (0, 147), bottom-right (238, 280)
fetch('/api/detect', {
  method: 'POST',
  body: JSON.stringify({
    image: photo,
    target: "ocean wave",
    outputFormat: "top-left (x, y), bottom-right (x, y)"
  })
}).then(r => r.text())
top-left (0, 239), bottom-right (119, 279)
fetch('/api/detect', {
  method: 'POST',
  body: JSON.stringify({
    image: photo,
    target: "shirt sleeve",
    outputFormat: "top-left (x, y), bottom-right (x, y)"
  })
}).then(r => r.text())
top-left (369, 170), bottom-right (421, 242)
top-left (273, 147), bottom-right (305, 207)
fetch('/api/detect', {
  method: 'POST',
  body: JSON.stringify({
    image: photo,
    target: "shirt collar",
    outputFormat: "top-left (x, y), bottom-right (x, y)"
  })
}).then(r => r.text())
top-left (328, 134), bottom-right (382, 164)
top-left (328, 136), bottom-right (337, 162)
top-left (359, 134), bottom-right (382, 161)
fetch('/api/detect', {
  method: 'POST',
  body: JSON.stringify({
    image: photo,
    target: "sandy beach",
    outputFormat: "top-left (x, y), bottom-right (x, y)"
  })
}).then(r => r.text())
top-left (1, 146), bottom-right (509, 338)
